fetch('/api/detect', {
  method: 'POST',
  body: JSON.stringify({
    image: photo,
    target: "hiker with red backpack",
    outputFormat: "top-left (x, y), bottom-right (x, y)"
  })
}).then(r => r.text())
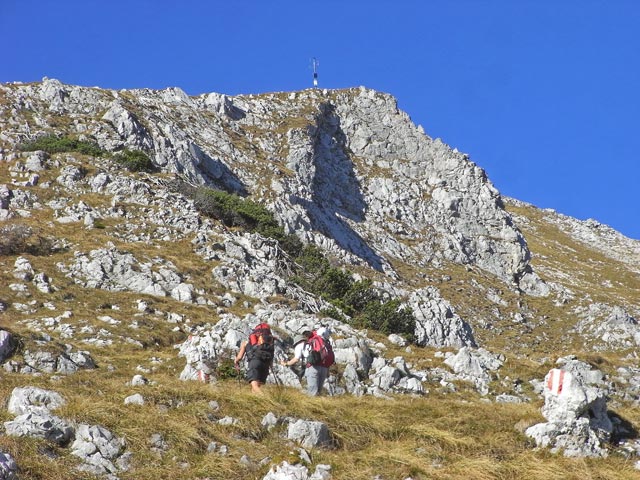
top-left (234, 323), bottom-right (275, 394)
top-left (303, 327), bottom-right (335, 396)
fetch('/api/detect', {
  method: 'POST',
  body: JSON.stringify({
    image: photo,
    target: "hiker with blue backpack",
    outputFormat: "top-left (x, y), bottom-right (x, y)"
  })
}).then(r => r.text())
top-left (235, 323), bottom-right (275, 394)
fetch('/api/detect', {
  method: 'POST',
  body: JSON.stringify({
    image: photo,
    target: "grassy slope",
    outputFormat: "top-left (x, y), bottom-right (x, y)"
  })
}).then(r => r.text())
top-left (1, 129), bottom-right (640, 478)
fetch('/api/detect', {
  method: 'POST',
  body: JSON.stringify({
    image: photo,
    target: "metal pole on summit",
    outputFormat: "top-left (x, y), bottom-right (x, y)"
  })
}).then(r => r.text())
top-left (312, 57), bottom-right (319, 88)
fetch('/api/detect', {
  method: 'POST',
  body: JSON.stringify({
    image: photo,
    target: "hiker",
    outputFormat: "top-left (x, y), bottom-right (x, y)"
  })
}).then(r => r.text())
top-left (280, 330), bottom-right (312, 379)
top-left (304, 327), bottom-right (335, 396)
top-left (234, 323), bottom-right (274, 394)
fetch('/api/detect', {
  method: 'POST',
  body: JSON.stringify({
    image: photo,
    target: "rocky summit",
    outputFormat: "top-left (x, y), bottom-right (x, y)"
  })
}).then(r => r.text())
top-left (1, 78), bottom-right (640, 479)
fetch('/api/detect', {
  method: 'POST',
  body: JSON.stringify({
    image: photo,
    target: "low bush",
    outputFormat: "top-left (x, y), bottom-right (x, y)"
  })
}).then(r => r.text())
top-left (19, 134), bottom-right (104, 156)
top-left (0, 223), bottom-right (56, 256)
top-left (293, 246), bottom-right (416, 337)
top-left (112, 149), bottom-right (155, 172)
top-left (358, 299), bottom-right (416, 338)
top-left (190, 185), bottom-right (302, 256)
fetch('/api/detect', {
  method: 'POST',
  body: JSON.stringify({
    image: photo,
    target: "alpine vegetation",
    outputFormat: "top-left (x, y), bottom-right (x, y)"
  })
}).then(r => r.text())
top-left (0, 78), bottom-right (640, 479)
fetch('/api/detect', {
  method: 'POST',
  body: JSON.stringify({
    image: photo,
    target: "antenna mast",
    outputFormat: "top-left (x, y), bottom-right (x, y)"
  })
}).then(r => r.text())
top-left (312, 57), bottom-right (319, 88)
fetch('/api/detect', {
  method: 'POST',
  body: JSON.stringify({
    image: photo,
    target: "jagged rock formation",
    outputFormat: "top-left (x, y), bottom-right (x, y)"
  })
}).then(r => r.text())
top-left (0, 78), bottom-right (545, 294)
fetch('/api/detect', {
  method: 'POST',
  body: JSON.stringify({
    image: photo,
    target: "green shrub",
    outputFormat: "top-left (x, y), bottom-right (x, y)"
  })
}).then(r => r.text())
top-left (358, 299), bottom-right (415, 338)
top-left (190, 186), bottom-right (302, 255)
top-left (319, 306), bottom-right (348, 322)
top-left (342, 279), bottom-right (379, 313)
top-left (113, 149), bottom-right (156, 172)
top-left (292, 246), bottom-right (354, 305)
top-left (193, 187), bottom-right (265, 229)
top-left (273, 230), bottom-right (303, 258)
top-left (316, 268), bottom-right (353, 302)
top-left (215, 357), bottom-right (243, 380)
top-left (295, 244), bottom-right (330, 273)
top-left (19, 134), bottom-right (104, 156)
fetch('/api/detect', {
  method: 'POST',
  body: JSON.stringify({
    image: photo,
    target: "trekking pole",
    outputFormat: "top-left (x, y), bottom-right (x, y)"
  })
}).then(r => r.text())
top-left (234, 360), bottom-right (243, 387)
top-left (270, 364), bottom-right (282, 387)
top-left (270, 349), bottom-right (287, 387)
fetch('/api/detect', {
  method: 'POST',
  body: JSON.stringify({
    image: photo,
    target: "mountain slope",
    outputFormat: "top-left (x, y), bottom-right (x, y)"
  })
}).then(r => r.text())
top-left (0, 79), bottom-right (639, 479)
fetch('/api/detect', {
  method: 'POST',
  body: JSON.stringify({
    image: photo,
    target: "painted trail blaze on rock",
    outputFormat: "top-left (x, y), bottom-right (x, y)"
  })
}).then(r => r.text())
top-left (197, 369), bottom-right (210, 383)
top-left (546, 368), bottom-right (572, 395)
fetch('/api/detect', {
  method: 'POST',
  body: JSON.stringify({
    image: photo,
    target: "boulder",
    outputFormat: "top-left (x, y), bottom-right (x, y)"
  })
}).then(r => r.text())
top-left (7, 386), bottom-right (66, 415)
top-left (13, 256), bottom-right (34, 281)
top-left (4, 412), bottom-right (74, 446)
top-left (286, 419), bottom-right (333, 449)
top-left (0, 330), bottom-right (15, 362)
top-left (262, 461), bottom-right (332, 480)
top-left (525, 359), bottom-right (613, 457)
top-left (71, 423), bottom-right (130, 476)
top-left (444, 347), bottom-right (504, 395)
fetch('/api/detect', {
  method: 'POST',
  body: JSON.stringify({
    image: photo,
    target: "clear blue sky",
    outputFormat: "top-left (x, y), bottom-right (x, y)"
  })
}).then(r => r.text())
top-left (3, 1), bottom-right (639, 239)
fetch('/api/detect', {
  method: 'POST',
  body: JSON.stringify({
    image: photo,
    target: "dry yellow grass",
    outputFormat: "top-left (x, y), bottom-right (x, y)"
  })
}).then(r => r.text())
top-left (1, 114), bottom-right (640, 479)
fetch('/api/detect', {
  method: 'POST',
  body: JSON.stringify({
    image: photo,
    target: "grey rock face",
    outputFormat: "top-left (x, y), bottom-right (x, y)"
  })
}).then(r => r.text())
top-left (56, 165), bottom-right (86, 189)
top-left (444, 347), bottom-right (504, 395)
top-left (17, 346), bottom-right (96, 375)
top-left (101, 101), bottom-right (154, 151)
top-left (408, 286), bottom-right (476, 348)
top-left (331, 336), bottom-right (374, 374)
top-left (24, 150), bottom-right (49, 172)
top-left (574, 303), bottom-right (640, 350)
top-left (0, 330), bottom-right (15, 362)
top-left (330, 88), bottom-right (544, 292)
top-left (0, 452), bottom-right (18, 480)
top-left (58, 245), bottom-right (196, 302)
top-left (2, 80), bottom-right (546, 294)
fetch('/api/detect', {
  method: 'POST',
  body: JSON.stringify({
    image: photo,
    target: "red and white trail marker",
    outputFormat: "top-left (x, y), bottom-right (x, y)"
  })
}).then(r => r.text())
top-left (546, 368), bottom-right (572, 395)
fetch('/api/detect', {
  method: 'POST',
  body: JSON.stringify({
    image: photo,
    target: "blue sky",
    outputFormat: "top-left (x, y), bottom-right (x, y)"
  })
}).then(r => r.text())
top-left (3, 1), bottom-right (639, 239)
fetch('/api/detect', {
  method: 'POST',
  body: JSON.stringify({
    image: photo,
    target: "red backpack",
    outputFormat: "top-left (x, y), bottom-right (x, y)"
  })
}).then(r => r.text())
top-left (306, 331), bottom-right (335, 368)
top-left (248, 323), bottom-right (274, 362)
